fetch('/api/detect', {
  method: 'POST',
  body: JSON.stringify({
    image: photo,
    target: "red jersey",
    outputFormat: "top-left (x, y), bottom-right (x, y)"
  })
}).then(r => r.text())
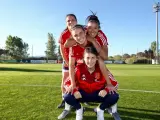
top-left (69, 41), bottom-right (91, 64)
top-left (96, 30), bottom-right (108, 46)
top-left (58, 29), bottom-right (71, 61)
top-left (75, 63), bottom-right (118, 93)
top-left (69, 40), bottom-right (102, 64)
top-left (69, 44), bottom-right (85, 62)
top-left (64, 64), bottom-right (118, 93)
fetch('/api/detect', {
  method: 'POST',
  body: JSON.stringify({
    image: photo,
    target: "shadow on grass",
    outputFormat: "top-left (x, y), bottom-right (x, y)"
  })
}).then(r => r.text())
top-left (61, 106), bottom-right (160, 120)
top-left (119, 106), bottom-right (160, 114)
top-left (0, 67), bottom-right (61, 72)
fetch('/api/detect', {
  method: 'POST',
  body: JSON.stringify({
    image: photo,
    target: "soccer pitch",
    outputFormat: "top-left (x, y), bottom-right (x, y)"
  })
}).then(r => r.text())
top-left (0, 64), bottom-right (160, 120)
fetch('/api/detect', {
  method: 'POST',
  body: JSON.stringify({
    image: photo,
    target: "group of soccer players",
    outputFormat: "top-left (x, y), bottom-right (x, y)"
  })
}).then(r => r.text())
top-left (57, 13), bottom-right (121, 120)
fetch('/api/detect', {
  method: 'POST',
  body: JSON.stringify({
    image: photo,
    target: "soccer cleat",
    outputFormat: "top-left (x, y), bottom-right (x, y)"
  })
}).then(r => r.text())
top-left (57, 110), bottom-right (70, 119)
top-left (76, 107), bottom-right (83, 120)
top-left (112, 112), bottom-right (121, 120)
top-left (57, 100), bottom-right (65, 108)
top-left (107, 104), bottom-right (121, 120)
top-left (97, 107), bottom-right (104, 120)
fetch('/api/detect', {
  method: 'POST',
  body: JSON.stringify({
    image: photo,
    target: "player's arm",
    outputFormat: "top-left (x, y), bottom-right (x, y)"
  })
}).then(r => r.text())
top-left (98, 58), bottom-right (117, 94)
top-left (64, 37), bottom-right (77, 48)
top-left (60, 44), bottom-right (69, 65)
top-left (69, 57), bottom-right (76, 91)
top-left (100, 45), bottom-right (108, 60)
top-left (98, 57), bottom-right (111, 85)
top-left (98, 31), bottom-right (108, 60)
top-left (86, 34), bottom-right (108, 60)
top-left (92, 38), bottom-right (108, 60)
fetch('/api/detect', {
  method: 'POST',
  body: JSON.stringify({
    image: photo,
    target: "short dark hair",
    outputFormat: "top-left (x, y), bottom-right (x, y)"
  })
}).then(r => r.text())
top-left (71, 24), bottom-right (85, 31)
top-left (66, 14), bottom-right (77, 21)
top-left (84, 45), bottom-right (99, 56)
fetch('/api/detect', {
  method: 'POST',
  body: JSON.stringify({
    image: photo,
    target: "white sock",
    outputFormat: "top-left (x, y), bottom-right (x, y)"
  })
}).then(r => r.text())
top-left (111, 104), bottom-right (117, 113)
top-left (97, 107), bottom-right (104, 112)
top-left (65, 102), bottom-right (71, 111)
top-left (62, 93), bottom-right (65, 100)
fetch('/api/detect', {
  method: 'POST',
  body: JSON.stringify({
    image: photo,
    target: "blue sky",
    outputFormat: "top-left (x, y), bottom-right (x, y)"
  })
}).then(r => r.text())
top-left (0, 0), bottom-right (159, 56)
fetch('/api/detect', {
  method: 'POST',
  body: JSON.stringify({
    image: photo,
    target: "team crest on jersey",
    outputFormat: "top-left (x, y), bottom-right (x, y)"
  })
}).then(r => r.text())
top-left (81, 74), bottom-right (86, 81)
top-left (95, 72), bottom-right (100, 79)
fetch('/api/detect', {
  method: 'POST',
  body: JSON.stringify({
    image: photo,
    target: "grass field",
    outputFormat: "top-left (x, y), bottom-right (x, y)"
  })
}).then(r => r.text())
top-left (0, 64), bottom-right (160, 120)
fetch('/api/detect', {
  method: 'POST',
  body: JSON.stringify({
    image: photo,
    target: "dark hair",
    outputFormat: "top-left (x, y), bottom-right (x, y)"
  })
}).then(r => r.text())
top-left (71, 24), bottom-right (85, 31)
top-left (85, 11), bottom-right (100, 28)
top-left (84, 45), bottom-right (99, 56)
top-left (66, 14), bottom-right (77, 21)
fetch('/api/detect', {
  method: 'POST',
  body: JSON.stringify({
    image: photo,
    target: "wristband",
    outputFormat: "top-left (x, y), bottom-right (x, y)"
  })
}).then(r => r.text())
top-left (72, 87), bottom-right (78, 94)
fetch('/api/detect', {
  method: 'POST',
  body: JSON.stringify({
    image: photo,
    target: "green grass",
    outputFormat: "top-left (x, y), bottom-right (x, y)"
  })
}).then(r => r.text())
top-left (0, 64), bottom-right (160, 120)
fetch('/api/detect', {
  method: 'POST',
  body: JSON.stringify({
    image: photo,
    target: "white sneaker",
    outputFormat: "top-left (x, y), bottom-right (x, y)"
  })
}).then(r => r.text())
top-left (97, 107), bottom-right (104, 120)
top-left (76, 106), bottom-right (83, 120)
top-left (112, 112), bottom-right (121, 120)
top-left (107, 104), bottom-right (118, 115)
top-left (57, 110), bottom-right (70, 119)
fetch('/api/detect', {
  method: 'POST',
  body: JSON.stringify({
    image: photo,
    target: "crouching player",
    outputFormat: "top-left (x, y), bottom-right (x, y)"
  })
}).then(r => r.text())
top-left (64, 46), bottom-right (120, 120)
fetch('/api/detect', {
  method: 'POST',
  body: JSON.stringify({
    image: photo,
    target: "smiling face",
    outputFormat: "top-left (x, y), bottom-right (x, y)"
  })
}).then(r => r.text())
top-left (87, 21), bottom-right (99, 38)
top-left (84, 52), bottom-right (97, 69)
top-left (71, 26), bottom-right (86, 44)
top-left (66, 15), bottom-right (77, 30)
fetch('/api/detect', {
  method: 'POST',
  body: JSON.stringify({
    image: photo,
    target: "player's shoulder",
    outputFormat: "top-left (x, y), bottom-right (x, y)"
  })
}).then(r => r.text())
top-left (60, 28), bottom-right (70, 37)
top-left (98, 30), bottom-right (107, 38)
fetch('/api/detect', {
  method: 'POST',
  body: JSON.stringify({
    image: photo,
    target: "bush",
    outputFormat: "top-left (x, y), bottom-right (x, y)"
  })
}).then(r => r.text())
top-left (125, 58), bottom-right (134, 64)
top-left (134, 59), bottom-right (152, 64)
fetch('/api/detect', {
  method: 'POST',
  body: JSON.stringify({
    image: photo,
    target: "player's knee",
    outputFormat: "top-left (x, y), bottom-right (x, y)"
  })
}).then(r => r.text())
top-left (105, 93), bottom-right (119, 105)
top-left (63, 93), bottom-right (74, 104)
top-left (110, 93), bottom-right (119, 103)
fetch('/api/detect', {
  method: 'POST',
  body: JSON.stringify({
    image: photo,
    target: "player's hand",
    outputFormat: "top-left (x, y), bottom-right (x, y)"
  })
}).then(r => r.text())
top-left (98, 90), bottom-right (107, 97)
top-left (86, 34), bottom-right (95, 42)
top-left (63, 61), bottom-right (68, 67)
top-left (74, 91), bottom-right (82, 99)
top-left (107, 84), bottom-right (117, 94)
top-left (65, 84), bottom-right (75, 94)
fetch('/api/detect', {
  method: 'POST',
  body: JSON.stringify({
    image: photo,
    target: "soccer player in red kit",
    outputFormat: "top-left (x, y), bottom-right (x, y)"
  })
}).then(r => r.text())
top-left (64, 46), bottom-right (119, 120)
top-left (58, 14), bottom-right (77, 108)
top-left (58, 24), bottom-right (120, 118)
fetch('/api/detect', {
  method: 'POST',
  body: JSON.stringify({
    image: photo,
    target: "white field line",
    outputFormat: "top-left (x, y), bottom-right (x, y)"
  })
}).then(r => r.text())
top-left (0, 84), bottom-right (160, 94)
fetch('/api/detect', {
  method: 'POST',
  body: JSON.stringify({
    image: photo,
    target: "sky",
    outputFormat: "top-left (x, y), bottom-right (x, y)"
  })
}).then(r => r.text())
top-left (0, 0), bottom-right (159, 57)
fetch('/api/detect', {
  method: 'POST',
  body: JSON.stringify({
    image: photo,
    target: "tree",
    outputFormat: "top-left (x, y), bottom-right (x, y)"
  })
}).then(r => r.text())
top-left (0, 48), bottom-right (8, 56)
top-left (151, 41), bottom-right (156, 56)
top-left (108, 56), bottom-right (114, 61)
top-left (130, 54), bottom-right (136, 57)
top-left (148, 49), bottom-right (154, 59)
top-left (137, 52), bottom-right (145, 58)
top-left (144, 50), bottom-right (149, 58)
top-left (45, 33), bottom-right (56, 58)
top-left (122, 53), bottom-right (130, 60)
top-left (125, 58), bottom-right (135, 64)
top-left (113, 55), bottom-right (122, 61)
top-left (57, 45), bottom-right (62, 60)
top-left (5, 35), bottom-right (29, 59)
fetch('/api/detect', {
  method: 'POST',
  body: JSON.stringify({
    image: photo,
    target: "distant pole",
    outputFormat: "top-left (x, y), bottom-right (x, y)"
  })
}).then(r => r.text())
top-left (122, 47), bottom-right (123, 61)
top-left (153, 2), bottom-right (160, 64)
top-left (32, 45), bottom-right (33, 57)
